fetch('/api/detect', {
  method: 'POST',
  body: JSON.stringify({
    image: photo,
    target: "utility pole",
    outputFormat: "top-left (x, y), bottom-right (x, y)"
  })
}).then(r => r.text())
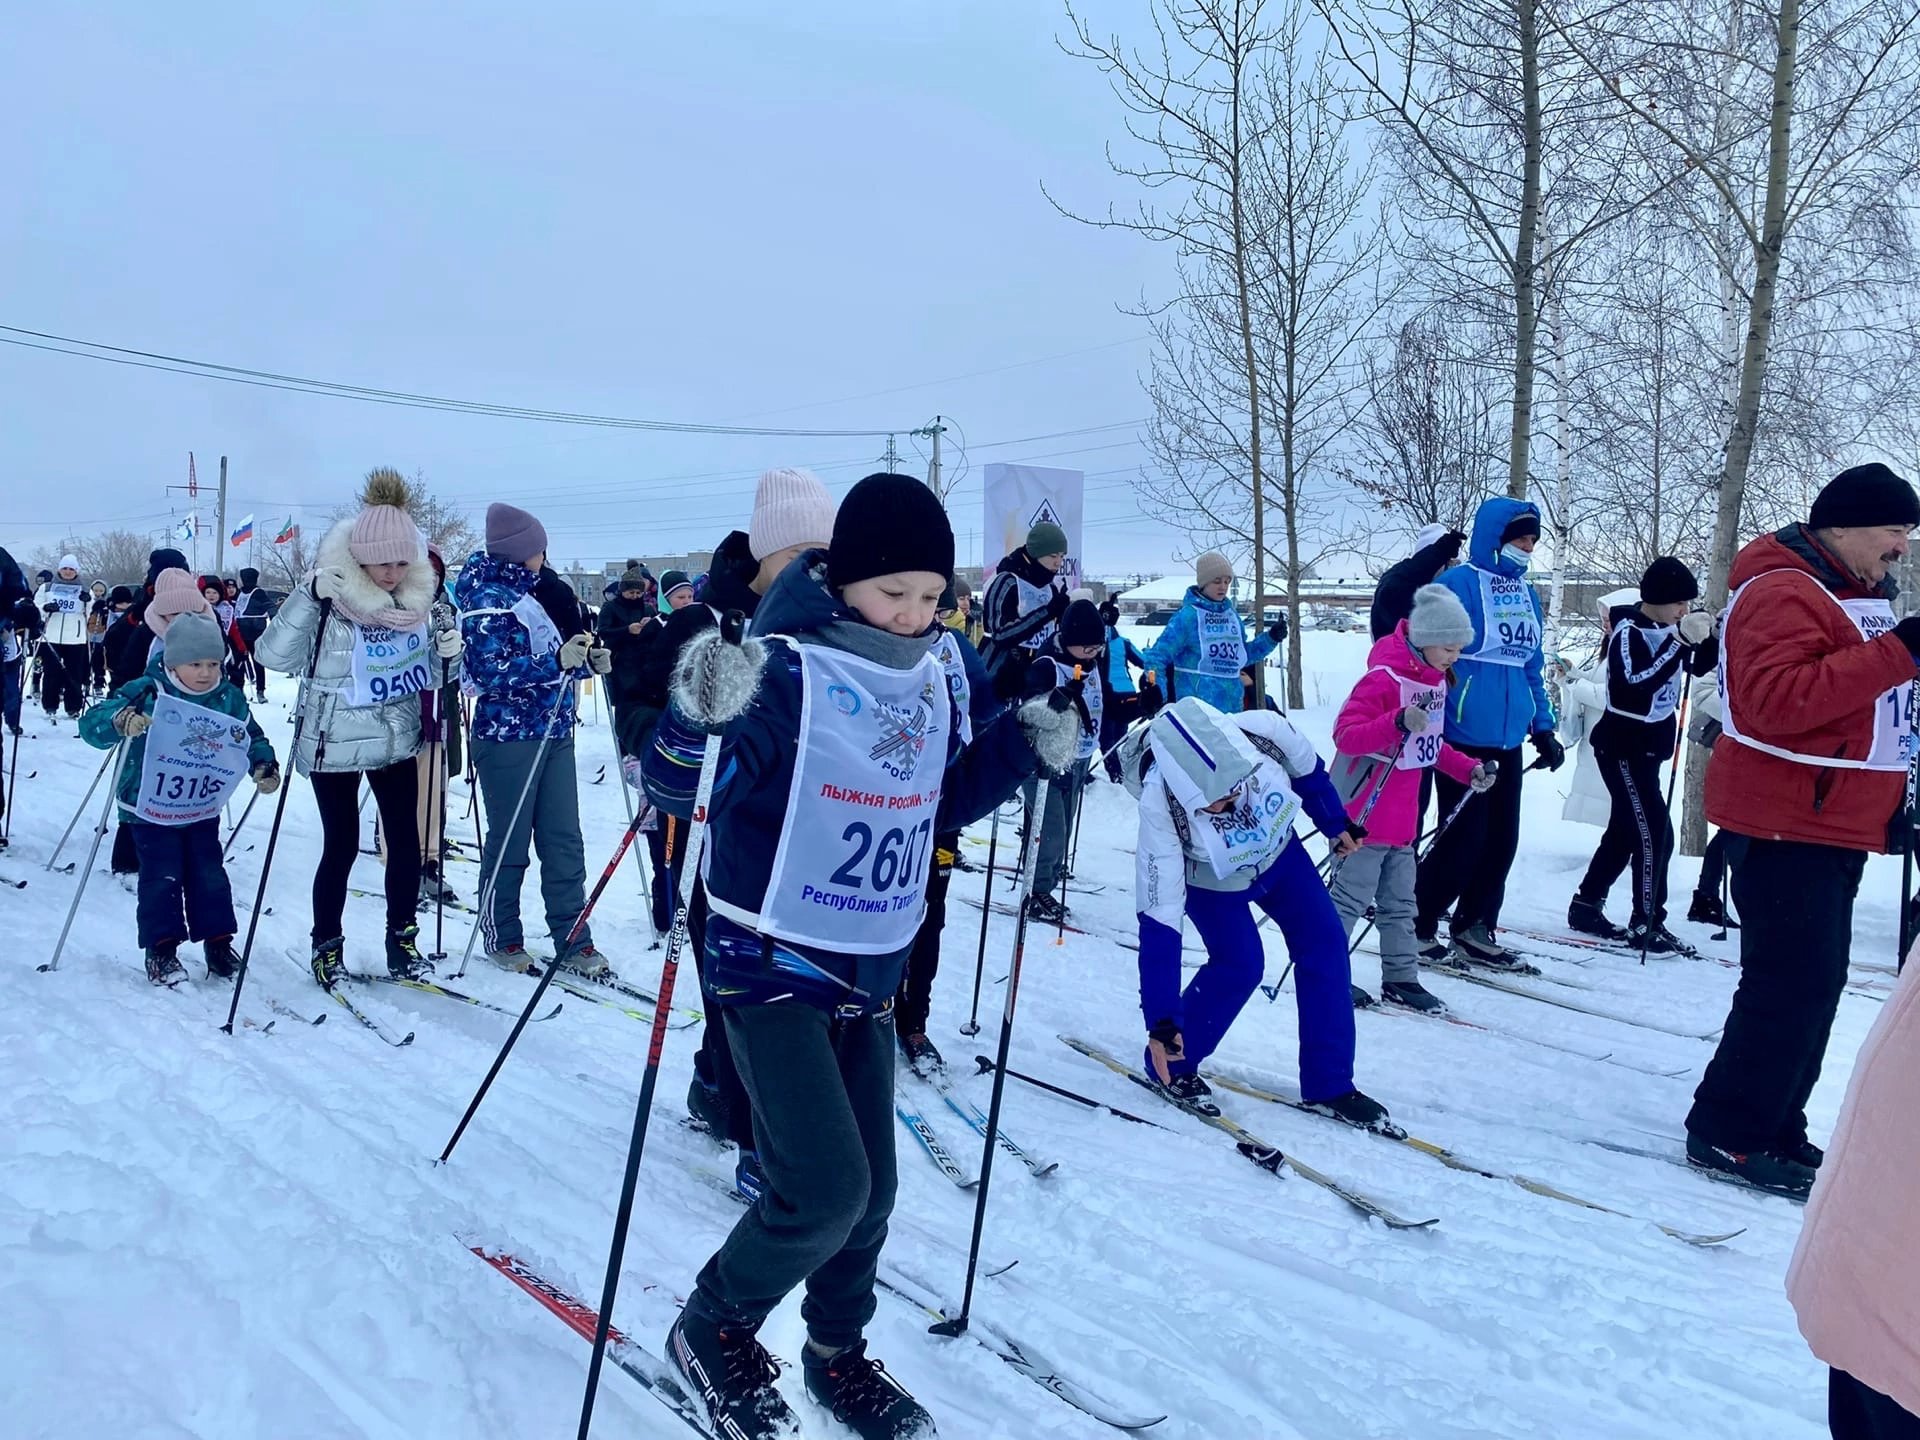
top-left (215, 456), bottom-right (229, 576)
top-left (913, 416), bottom-right (948, 499)
top-left (882, 434), bottom-right (901, 473)
top-left (166, 453), bottom-right (203, 572)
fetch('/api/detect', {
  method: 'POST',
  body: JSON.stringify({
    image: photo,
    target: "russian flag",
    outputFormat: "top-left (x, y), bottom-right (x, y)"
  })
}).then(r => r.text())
top-left (230, 514), bottom-right (255, 547)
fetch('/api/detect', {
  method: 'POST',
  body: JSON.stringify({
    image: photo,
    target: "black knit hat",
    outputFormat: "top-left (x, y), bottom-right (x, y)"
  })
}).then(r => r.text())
top-left (108, 584), bottom-right (135, 606)
top-left (1060, 598), bottom-right (1105, 650)
top-left (937, 581), bottom-right (957, 612)
top-left (1809, 463), bottom-right (1920, 530)
top-left (1639, 556), bottom-right (1699, 605)
top-left (827, 473), bottom-right (955, 589)
top-left (1500, 511), bottom-right (1542, 545)
top-left (239, 567), bottom-right (259, 588)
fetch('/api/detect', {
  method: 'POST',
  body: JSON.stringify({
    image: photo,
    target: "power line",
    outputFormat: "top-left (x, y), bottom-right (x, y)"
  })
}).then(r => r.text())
top-left (0, 324), bottom-right (905, 438)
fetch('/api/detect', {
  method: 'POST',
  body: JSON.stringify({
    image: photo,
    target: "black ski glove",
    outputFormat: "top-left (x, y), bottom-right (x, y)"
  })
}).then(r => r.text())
top-left (43, 602), bottom-right (60, 615)
top-left (1267, 615), bottom-right (1288, 643)
top-left (1046, 589), bottom-right (1071, 620)
top-left (1530, 729), bottom-right (1566, 772)
top-left (1138, 674), bottom-right (1165, 720)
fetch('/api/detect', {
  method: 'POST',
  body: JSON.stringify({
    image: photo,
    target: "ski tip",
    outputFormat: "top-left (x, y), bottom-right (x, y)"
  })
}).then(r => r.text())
top-left (399, 1031), bottom-right (417, 1046)
top-left (927, 1317), bottom-right (968, 1339)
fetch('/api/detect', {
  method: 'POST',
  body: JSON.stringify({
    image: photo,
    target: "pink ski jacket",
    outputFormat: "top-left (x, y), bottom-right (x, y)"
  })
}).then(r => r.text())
top-left (1331, 623), bottom-right (1477, 848)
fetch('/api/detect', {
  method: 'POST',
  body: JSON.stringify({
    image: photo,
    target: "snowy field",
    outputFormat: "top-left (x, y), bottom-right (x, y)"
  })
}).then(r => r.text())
top-left (2, 628), bottom-right (1900, 1439)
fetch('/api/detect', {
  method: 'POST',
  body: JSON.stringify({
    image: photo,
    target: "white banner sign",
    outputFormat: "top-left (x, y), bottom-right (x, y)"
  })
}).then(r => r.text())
top-left (983, 464), bottom-right (1084, 591)
top-left (135, 692), bottom-right (252, 826)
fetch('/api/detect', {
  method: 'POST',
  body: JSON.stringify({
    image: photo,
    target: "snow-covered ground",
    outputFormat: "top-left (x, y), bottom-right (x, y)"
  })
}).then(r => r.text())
top-left (2, 631), bottom-right (1898, 1439)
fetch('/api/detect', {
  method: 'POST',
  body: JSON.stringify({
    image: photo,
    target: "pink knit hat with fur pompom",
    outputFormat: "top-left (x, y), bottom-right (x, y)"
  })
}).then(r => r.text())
top-left (349, 467), bottom-right (421, 567)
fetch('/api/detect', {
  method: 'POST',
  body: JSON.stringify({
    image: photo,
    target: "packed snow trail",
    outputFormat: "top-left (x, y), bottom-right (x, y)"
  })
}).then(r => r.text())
top-left (1, 633), bottom-right (1896, 1437)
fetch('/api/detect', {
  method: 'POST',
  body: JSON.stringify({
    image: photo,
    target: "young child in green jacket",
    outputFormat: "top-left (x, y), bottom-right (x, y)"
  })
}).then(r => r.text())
top-left (82, 612), bottom-right (279, 986)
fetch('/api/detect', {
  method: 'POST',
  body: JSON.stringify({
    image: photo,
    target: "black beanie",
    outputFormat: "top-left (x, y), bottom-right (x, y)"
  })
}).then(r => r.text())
top-left (1060, 598), bottom-right (1105, 650)
top-left (1809, 463), bottom-right (1920, 530)
top-left (1639, 556), bottom-right (1699, 605)
top-left (239, 567), bottom-right (259, 588)
top-left (937, 581), bottom-right (957, 612)
top-left (1500, 511), bottom-right (1542, 545)
top-left (108, 584), bottom-right (135, 606)
top-left (826, 473), bottom-right (955, 589)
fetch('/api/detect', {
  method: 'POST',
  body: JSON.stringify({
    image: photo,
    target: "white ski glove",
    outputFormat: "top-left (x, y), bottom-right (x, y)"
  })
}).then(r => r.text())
top-left (310, 566), bottom-right (350, 602)
top-left (1468, 759), bottom-right (1499, 794)
top-left (671, 620), bottom-right (766, 729)
top-left (1678, 610), bottom-right (1715, 645)
top-left (114, 707), bottom-right (152, 737)
top-left (1397, 704), bottom-right (1430, 734)
top-left (588, 643), bottom-right (613, 676)
top-left (434, 626), bottom-right (464, 660)
top-left (558, 633), bottom-right (593, 672)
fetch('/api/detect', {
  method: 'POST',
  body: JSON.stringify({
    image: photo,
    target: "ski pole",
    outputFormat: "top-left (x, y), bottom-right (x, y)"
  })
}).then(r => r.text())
top-left (41, 737), bottom-right (131, 973)
top-left (1641, 688), bottom-right (1690, 967)
top-left (614, 742), bottom-right (661, 947)
top-left (973, 1054), bottom-right (1167, 1127)
top-left (427, 692), bottom-right (450, 963)
top-left (958, 801), bottom-right (1002, 1038)
top-left (223, 599), bottom-right (334, 1033)
top-left (46, 745), bottom-right (116, 870)
top-left (221, 786), bottom-right (261, 859)
top-left (1901, 681), bottom-right (1919, 973)
top-left (452, 676), bottom-right (577, 979)
top-left (574, 726), bottom-right (724, 1440)
top-left (3, 703), bottom-right (20, 846)
top-left (933, 735), bottom-right (1063, 1340)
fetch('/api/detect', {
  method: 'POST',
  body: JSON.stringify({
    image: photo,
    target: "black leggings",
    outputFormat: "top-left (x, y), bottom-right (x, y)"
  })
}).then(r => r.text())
top-left (309, 760), bottom-right (420, 942)
top-left (1576, 751), bottom-right (1672, 925)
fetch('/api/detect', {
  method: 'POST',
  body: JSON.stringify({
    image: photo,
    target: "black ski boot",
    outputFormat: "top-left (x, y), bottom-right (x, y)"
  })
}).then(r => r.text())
top-left (1023, 892), bottom-right (1068, 925)
top-left (145, 941), bottom-right (188, 988)
top-left (686, 1074), bottom-right (729, 1137)
top-left (1148, 1070), bottom-right (1221, 1118)
top-left (385, 924), bottom-right (435, 980)
top-left (1349, 984), bottom-right (1377, 1009)
top-left (1627, 922), bottom-right (1697, 958)
top-left (803, 1338), bottom-right (936, 1439)
top-left (899, 1031), bottom-right (945, 1078)
top-left (1413, 929), bottom-right (1450, 964)
top-left (1381, 979), bottom-right (1446, 1014)
top-left (310, 935), bottom-right (346, 989)
top-left (1567, 896), bottom-right (1626, 940)
top-left (1452, 923), bottom-right (1518, 968)
top-left (667, 1310), bottom-right (800, 1440)
top-left (1687, 891), bottom-right (1739, 929)
top-left (1778, 1137), bottom-right (1824, 1170)
top-left (417, 864), bottom-right (460, 907)
top-left (1685, 1133), bottom-right (1814, 1199)
top-left (203, 935), bottom-right (241, 980)
top-left (1300, 1089), bottom-right (1402, 1136)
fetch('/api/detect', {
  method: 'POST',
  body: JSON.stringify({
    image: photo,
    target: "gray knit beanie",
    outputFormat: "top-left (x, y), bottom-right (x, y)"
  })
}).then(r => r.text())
top-left (1406, 584), bottom-right (1474, 649)
top-left (161, 611), bottom-right (225, 668)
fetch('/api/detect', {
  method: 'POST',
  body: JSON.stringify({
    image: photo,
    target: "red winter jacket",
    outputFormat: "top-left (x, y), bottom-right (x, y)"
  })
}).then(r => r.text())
top-left (1705, 527), bottom-right (1918, 853)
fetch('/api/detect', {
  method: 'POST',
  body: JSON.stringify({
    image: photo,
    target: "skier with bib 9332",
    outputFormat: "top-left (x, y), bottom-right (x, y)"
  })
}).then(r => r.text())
top-left (643, 471), bottom-right (1083, 1440)
top-left (1123, 695), bottom-right (1390, 1130)
top-left (1138, 550), bottom-right (1287, 716)
top-left (1413, 496), bottom-right (1560, 969)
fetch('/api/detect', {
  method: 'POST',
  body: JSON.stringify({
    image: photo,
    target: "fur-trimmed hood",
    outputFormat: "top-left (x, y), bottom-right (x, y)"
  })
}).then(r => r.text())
top-left (314, 515), bottom-right (436, 619)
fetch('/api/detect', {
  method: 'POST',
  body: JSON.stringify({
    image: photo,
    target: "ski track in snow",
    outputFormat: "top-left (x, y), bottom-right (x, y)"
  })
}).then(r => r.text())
top-left (1, 631), bottom-right (1897, 1438)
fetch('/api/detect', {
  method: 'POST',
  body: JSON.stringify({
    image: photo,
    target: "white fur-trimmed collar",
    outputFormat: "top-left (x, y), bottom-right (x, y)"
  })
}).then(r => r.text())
top-left (315, 516), bottom-right (437, 616)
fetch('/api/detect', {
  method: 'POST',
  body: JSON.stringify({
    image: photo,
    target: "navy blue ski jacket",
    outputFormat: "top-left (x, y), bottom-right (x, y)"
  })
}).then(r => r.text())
top-left (644, 552), bottom-right (1038, 1014)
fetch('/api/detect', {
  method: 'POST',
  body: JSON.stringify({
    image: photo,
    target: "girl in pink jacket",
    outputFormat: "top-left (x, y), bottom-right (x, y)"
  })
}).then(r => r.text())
top-left (1327, 586), bottom-right (1494, 1012)
top-left (1786, 951), bottom-right (1920, 1436)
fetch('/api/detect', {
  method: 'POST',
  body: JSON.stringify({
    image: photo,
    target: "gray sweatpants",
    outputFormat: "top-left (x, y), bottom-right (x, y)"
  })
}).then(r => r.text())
top-left (1023, 760), bottom-right (1086, 899)
top-left (1328, 843), bottom-right (1419, 984)
top-left (472, 733), bottom-right (592, 957)
top-left (690, 1001), bottom-right (897, 1350)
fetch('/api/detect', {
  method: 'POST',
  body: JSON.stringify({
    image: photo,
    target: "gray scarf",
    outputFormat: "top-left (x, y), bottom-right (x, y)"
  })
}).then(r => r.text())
top-left (803, 615), bottom-right (939, 669)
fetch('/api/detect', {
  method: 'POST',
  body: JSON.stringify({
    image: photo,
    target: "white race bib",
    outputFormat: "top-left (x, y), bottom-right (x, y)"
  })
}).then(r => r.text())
top-left (1602, 618), bottom-right (1682, 723)
top-left (510, 593), bottom-right (563, 658)
top-left (135, 692), bottom-right (251, 826)
top-left (1042, 655), bottom-right (1103, 760)
top-left (1721, 572), bottom-right (1916, 771)
top-left (755, 642), bottom-right (948, 954)
top-left (347, 622), bottom-right (432, 707)
top-left (1011, 573), bottom-right (1060, 653)
top-left (1393, 672), bottom-right (1447, 769)
top-left (50, 584), bottom-right (82, 615)
top-left (1186, 764), bottom-right (1300, 881)
top-left (1467, 569), bottom-right (1540, 667)
top-left (1195, 606), bottom-right (1247, 678)
top-left (931, 630), bottom-right (974, 747)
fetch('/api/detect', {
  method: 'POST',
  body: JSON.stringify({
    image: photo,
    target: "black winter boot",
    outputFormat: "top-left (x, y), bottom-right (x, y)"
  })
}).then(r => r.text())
top-left (385, 924), bottom-right (435, 981)
top-left (1567, 896), bottom-right (1626, 940)
top-left (803, 1338), bottom-right (937, 1439)
top-left (1685, 1133), bottom-right (1814, 1199)
top-left (145, 941), bottom-right (188, 988)
top-left (667, 1310), bottom-right (799, 1440)
top-left (1687, 891), bottom-right (1739, 928)
top-left (203, 935), bottom-right (241, 980)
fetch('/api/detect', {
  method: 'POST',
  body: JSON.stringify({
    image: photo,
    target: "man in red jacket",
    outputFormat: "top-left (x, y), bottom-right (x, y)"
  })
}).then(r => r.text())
top-left (1687, 463), bottom-right (1920, 1197)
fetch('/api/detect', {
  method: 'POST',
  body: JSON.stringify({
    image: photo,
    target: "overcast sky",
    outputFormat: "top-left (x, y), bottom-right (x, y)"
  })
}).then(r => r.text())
top-left (0, 0), bottom-right (1286, 579)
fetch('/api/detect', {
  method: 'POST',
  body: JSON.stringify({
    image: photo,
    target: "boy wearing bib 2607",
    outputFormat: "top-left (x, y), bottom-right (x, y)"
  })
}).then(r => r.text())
top-left (643, 472), bottom-right (1084, 1440)
top-left (1328, 586), bottom-right (1493, 1014)
top-left (81, 611), bottom-right (278, 988)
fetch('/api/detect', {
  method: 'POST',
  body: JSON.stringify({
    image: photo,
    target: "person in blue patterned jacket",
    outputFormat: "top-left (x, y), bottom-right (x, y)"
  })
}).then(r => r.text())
top-left (1140, 550), bottom-right (1287, 715)
top-left (643, 472), bottom-right (1083, 1440)
top-left (455, 502), bottom-right (614, 976)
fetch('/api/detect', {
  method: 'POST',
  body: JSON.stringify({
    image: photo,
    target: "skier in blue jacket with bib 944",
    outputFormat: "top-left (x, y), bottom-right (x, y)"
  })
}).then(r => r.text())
top-left (1122, 695), bottom-right (1392, 1132)
top-left (1412, 495), bottom-right (1563, 969)
top-left (644, 472), bottom-right (1084, 1440)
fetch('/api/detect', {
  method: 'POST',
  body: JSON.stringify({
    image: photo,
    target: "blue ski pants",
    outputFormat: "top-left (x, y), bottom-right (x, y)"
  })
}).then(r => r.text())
top-left (1162, 837), bottom-right (1356, 1101)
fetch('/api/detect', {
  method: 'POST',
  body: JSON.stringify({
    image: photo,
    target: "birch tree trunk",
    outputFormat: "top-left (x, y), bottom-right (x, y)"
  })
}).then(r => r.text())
top-left (1508, 0), bottom-right (1544, 500)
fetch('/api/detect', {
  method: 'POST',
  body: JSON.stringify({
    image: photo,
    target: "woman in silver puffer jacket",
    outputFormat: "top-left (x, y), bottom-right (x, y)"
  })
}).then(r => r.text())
top-left (255, 469), bottom-right (463, 987)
